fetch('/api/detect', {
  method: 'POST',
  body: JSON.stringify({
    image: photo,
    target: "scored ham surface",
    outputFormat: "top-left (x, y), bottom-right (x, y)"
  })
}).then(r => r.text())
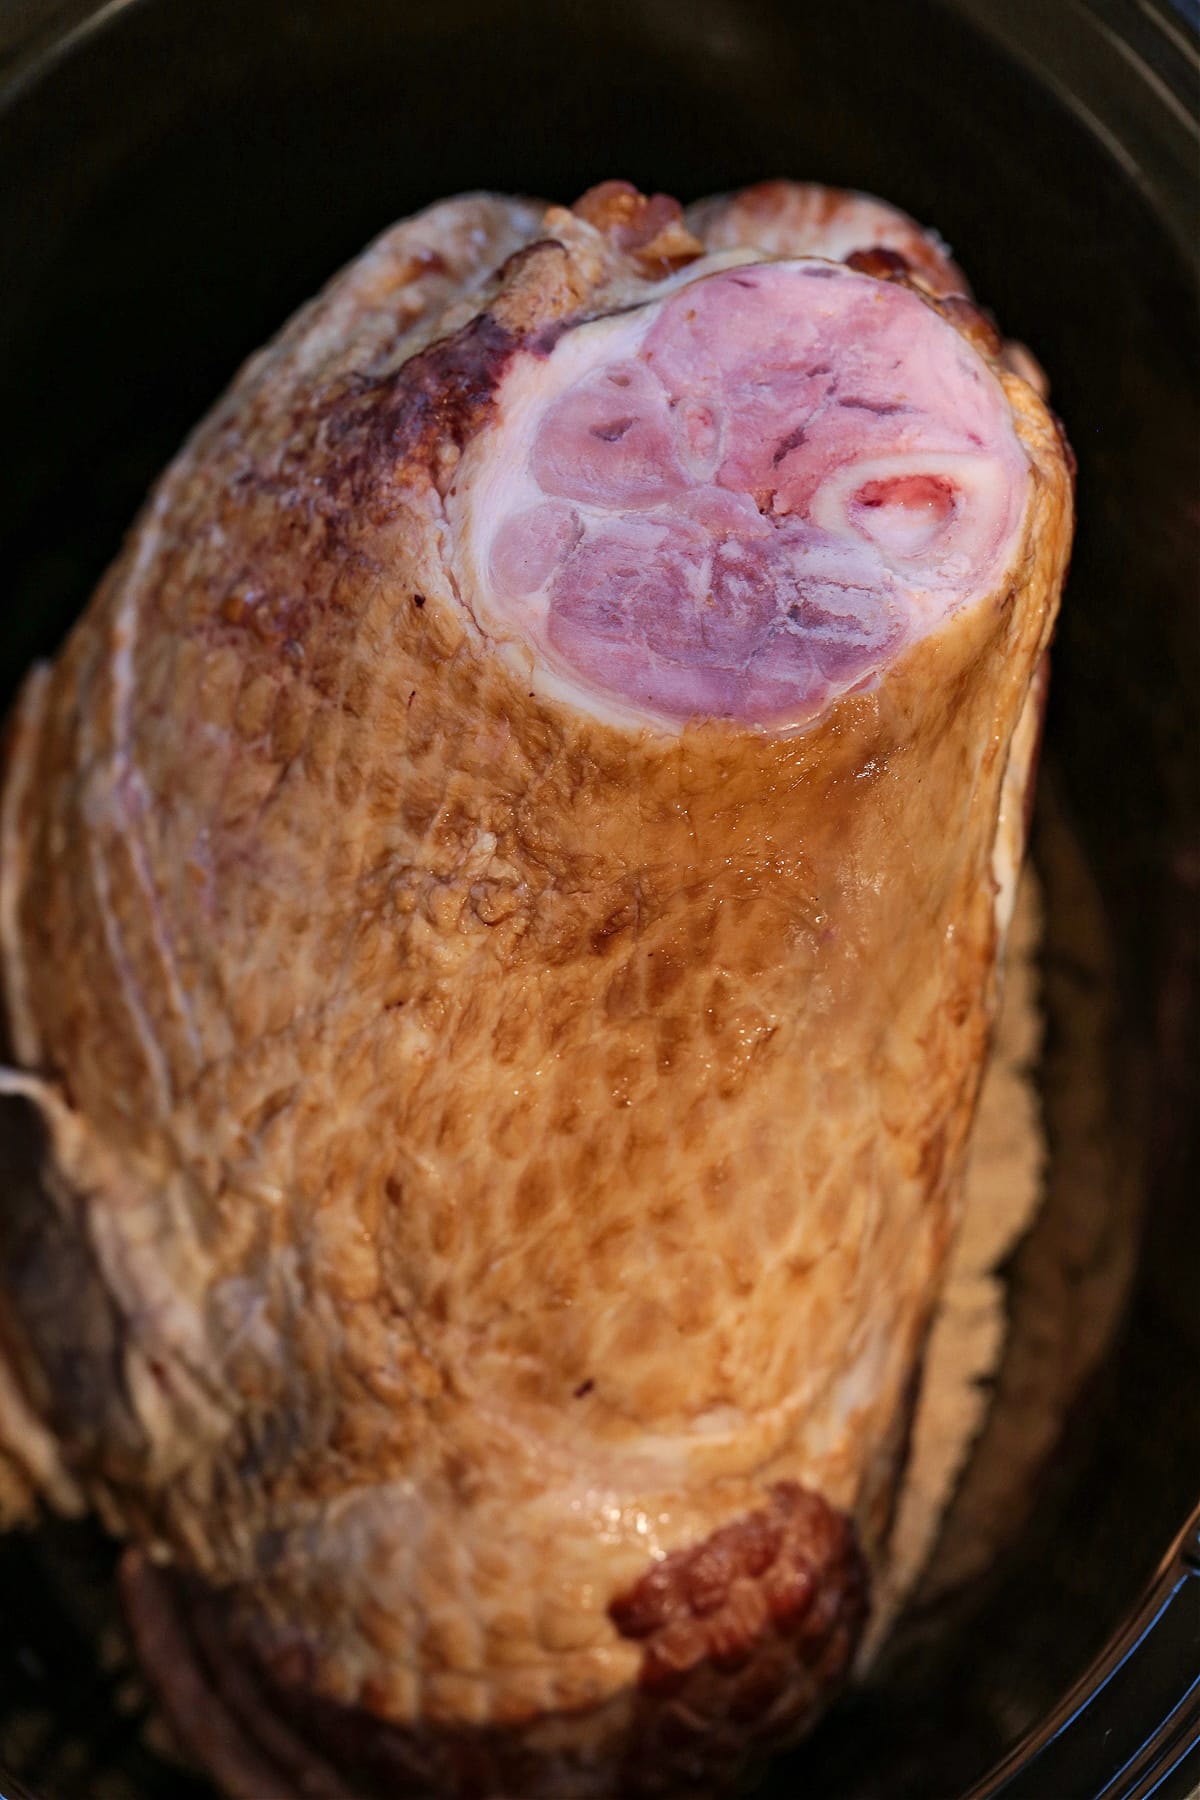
top-left (0, 181), bottom-right (1073, 1798)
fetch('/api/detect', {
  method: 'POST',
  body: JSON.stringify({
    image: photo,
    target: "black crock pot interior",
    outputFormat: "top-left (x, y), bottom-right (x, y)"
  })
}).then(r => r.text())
top-left (0, 2), bottom-right (1196, 1796)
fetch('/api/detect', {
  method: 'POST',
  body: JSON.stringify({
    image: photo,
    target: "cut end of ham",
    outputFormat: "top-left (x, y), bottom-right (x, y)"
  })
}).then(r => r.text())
top-left (451, 259), bottom-right (1029, 731)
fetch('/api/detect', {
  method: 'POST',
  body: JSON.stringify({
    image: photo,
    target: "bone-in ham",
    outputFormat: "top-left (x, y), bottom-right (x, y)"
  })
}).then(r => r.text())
top-left (0, 181), bottom-right (1073, 1800)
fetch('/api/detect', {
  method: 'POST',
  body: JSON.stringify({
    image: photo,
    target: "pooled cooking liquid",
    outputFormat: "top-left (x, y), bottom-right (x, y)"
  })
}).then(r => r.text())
top-left (0, 179), bottom-right (1073, 1797)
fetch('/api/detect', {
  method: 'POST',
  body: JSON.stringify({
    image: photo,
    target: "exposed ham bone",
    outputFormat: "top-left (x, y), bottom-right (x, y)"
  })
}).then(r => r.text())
top-left (452, 261), bottom-right (1029, 728)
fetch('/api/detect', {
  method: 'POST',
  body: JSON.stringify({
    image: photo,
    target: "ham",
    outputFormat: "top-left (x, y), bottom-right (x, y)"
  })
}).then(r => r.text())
top-left (0, 181), bottom-right (1073, 1798)
top-left (686, 179), bottom-right (969, 297)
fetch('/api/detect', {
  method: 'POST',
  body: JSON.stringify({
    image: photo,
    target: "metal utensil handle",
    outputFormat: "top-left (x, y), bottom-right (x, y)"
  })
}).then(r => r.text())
top-left (965, 1501), bottom-right (1200, 1800)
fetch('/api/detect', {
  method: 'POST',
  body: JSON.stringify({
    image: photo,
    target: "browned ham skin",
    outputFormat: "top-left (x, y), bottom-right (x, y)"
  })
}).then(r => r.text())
top-left (572, 181), bottom-right (705, 276)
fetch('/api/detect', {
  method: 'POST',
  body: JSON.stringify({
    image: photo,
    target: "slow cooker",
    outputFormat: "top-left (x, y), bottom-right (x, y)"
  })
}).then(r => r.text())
top-left (0, 1), bottom-right (1196, 1796)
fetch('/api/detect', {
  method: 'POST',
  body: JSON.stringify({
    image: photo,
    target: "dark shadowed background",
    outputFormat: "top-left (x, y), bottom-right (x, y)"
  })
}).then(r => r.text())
top-left (0, 1), bottom-right (1196, 1795)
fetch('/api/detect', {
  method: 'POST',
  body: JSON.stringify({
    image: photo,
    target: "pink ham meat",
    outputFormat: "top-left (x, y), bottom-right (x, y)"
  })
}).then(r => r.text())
top-left (0, 181), bottom-right (1073, 1800)
top-left (453, 260), bottom-right (1026, 727)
